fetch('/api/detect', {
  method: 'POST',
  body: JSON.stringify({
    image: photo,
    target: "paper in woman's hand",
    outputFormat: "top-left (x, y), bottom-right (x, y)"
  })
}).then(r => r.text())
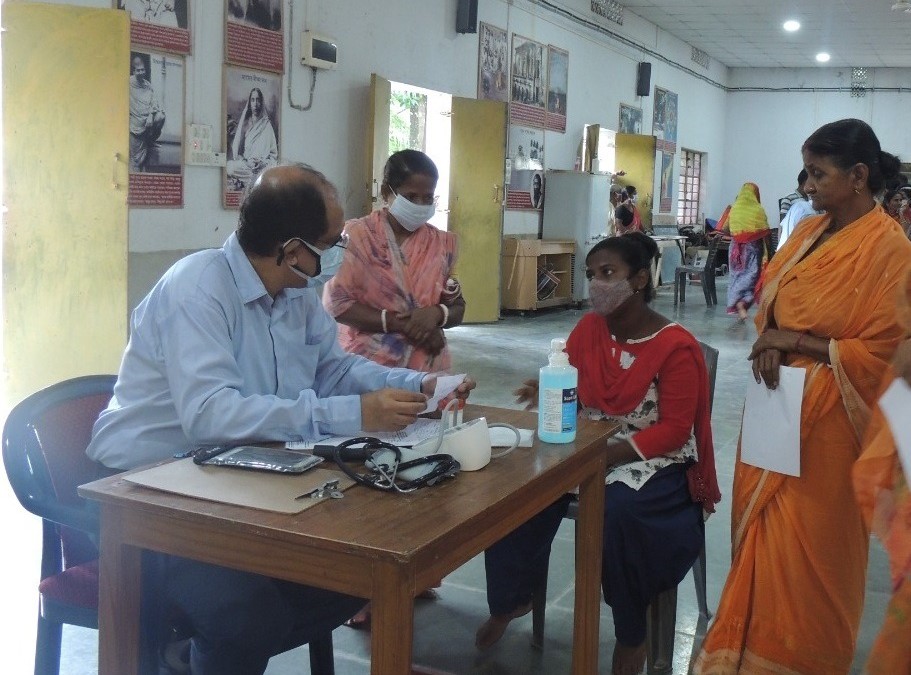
top-left (877, 377), bottom-right (911, 481)
top-left (422, 373), bottom-right (467, 413)
top-left (741, 365), bottom-right (805, 476)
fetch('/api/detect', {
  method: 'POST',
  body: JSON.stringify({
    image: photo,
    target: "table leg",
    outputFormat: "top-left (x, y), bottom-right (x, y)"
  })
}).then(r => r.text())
top-left (97, 508), bottom-right (143, 675)
top-left (572, 459), bottom-right (606, 674)
top-left (370, 561), bottom-right (415, 675)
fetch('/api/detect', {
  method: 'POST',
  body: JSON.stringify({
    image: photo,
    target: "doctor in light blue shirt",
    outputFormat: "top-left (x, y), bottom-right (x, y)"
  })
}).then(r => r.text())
top-left (87, 163), bottom-right (474, 675)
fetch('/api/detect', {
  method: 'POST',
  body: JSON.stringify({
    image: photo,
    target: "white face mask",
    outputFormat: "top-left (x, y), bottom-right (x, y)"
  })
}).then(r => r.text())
top-left (388, 192), bottom-right (435, 232)
top-left (589, 277), bottom-right (635, 316)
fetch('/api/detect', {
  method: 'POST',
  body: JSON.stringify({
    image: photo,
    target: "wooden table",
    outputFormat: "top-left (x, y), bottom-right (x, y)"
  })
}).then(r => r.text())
top-left (79, 405), bottom-right (616, 674)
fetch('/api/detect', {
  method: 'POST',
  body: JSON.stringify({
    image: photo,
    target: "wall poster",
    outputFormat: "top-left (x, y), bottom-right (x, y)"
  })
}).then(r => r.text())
top-left (478, 22), bottom-right (509, 102)
top-left (510, 34), bottom-right (546, 128)
top-left (128, 50), bottom-right (185, 207)
top-left (224, 66), bottom-right (281, 208)
top-left (652, 87), bottom-right (678, 153)
top-left (545, 45), bottom-right (568, 133)
top-left (225, 0), bottom-right (284, 73)
top-left (618, 103), bottom-right (642, 134)
top-left (507, 125), bottom-right (544, 210)
top-left (659, 151), bottom-right (674, 213)
top-left (117, 0), bottom-right (191, 54)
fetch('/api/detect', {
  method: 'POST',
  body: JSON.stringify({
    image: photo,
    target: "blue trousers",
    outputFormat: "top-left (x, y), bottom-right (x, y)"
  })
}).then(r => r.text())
top-left (484, 463), bottom-right (703, 646)
top-left (152, 554), bottom-right (365, 675)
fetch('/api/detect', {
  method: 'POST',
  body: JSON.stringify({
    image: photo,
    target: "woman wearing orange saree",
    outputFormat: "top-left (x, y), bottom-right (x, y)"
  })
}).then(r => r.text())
top-left (853, 322), bottom-right (911, 674)
top-left (695, 119), bottom-right (911, 674)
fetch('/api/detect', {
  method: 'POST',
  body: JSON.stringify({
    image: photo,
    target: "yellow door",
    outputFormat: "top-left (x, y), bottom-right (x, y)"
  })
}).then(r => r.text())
top-left (448, 97), bottom-right (506, 323)
top-left (2, 4), bottom-right (129, 407)
top-left (365, 73), bottom-right (392, 214)
top-left (616, 133), bottom-right (657, 230)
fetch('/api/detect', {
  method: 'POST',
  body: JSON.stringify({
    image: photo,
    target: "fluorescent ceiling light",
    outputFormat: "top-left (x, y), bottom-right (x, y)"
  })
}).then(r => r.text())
top-left (783, 20), bottom-right (800, 32)
top-left (815, 52), bottom-right (831, 63)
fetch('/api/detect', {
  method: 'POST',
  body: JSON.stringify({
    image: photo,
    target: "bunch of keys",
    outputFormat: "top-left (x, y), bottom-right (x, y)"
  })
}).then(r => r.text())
top-left (296, 479), bottom-right (344, 501)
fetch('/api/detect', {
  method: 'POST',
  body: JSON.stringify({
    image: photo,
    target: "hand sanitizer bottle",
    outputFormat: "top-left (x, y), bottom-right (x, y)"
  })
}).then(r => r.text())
top-left (538, 338), bottom-right (578, 443)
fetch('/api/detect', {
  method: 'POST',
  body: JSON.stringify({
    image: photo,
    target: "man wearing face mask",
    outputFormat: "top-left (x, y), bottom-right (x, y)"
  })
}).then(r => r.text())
top-left (323, 149), bottom-right (466, 373)
top-left (88, 163), bottom-right (476, 675)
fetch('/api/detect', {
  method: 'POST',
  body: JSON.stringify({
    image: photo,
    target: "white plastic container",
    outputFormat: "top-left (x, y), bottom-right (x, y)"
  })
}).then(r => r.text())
top-left (537, 338), bottom-right (578, 443)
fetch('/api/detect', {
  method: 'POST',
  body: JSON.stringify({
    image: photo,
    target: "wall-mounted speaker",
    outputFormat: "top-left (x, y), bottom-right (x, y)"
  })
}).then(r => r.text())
top-left (636, 62), bottom-right (652, 97)
top-left (456, 0), bottom-right (478, 34)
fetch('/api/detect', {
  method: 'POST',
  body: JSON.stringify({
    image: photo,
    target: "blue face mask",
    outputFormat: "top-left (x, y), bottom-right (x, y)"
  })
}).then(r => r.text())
top-left (305, 243), bottom-right (345, 294)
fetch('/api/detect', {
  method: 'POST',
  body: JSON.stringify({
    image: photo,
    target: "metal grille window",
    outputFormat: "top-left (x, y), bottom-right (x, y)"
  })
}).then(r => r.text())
top-left (677, 150), bottom-right (703, 227)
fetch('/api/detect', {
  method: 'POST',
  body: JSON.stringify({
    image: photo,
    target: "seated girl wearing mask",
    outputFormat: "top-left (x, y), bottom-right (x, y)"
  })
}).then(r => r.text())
top-left (478, 232), bottom-right (720, 675)
top-left (322, 149), bottom-right (465, 628)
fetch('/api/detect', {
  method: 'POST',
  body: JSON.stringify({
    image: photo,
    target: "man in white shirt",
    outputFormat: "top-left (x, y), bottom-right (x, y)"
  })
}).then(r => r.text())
top-left (778, 170), bottom-right (820, 251)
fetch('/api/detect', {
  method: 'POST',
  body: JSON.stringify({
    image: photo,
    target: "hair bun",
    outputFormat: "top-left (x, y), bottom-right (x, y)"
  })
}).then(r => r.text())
top-left (624, 230), bottom-right (658, 257)
top-left (879, 151), bottom-right (902, 182)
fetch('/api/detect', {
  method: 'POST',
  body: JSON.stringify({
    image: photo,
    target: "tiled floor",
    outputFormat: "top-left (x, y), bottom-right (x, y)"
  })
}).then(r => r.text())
top-left (12, 277), bottom-right (890, 674)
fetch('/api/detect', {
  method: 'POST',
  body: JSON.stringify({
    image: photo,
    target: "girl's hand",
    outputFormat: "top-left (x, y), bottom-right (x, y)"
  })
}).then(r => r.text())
top-left (513, 379), bottom-right (539, 410)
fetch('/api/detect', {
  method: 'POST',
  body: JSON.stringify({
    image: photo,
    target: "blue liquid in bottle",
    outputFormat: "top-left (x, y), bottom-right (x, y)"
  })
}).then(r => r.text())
top-left (538, 338), bottom-right (578, 444)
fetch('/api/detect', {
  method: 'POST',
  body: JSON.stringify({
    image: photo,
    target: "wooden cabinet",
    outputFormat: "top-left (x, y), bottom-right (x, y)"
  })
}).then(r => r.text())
top-left (501, 238), bottom-right (576, 311)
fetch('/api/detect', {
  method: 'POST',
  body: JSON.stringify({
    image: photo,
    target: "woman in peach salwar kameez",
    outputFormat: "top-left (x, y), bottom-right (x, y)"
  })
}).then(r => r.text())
top-left (695, 119), bottom-right (911, 674)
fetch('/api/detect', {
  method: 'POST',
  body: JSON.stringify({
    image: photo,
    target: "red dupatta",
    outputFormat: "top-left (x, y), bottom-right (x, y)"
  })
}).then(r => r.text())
top-left (566, 313), bottom-right (721, 512)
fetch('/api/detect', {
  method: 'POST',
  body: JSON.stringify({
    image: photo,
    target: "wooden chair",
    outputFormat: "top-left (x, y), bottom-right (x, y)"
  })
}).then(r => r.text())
top-left (530, 342), bottom-right (719, 674)
top-left (673, 236), bottom-right (720, 306)
top-left (3, 375), bottom-right (337, 675)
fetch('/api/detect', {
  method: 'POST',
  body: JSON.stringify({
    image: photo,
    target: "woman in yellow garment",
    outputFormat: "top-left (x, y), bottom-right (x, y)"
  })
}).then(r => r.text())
top-left (694, 118), bottom-right (911, 674)
top-left (853, 316), bottom-right (911, 675)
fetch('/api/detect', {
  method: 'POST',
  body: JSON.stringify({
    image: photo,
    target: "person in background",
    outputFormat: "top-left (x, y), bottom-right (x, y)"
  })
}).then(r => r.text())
top-left (478, 233), bottom-right (720, 675)
top-left (620, 185), bottom-right (643, 231)
top-left (323, 149), bottom-right (466, 628)
top-left (88, 164), bottom-right (475, 675)
top-left (884, 186), bottom-right (911, 237)
top-left (694, 118), bottom-right (911, 675)
top-left (777, 169), bottom-right (819, 250)
top-left (607, 183), bottom-right (624, 235)
top-left (778, 171), bottom-right (805, 221)
top-left (614, 203), bottom-right (638, 235)
top-left (720, 183), bottom-right (769, 322)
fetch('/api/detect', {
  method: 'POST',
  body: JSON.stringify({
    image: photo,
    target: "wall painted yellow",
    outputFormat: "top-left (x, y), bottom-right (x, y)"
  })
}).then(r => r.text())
top-left (2, 3), bottom-right (129, 407)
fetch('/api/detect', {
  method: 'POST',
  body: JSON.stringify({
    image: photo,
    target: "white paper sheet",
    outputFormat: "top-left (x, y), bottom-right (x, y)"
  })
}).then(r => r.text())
top-left (877, 377), bottom-right (911, 481)
top-left (741, 365), bottom-right (805, 477)
top-left (422, 373), bottom-right (467, 413)
top-left (489, 427), bottom-right (535, 448)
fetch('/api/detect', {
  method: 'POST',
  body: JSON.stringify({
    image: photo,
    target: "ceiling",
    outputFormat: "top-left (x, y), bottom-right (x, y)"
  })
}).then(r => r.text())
top-left (619, 0), bottom-right (911, 68)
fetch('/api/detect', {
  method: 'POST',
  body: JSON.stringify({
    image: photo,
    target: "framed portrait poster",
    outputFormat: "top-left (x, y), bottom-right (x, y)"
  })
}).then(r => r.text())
top-left (507, 125), bottom-right (545, 210)
top-left (659, 151), bottom-right (674, 213)
top-left (225, 0), bottom-right (284, 73)
top-left (618, 104), bottom-right (642, 134)
top-left (652, 87), bottom-right (678, 153)
top-left (128, 50), bottom-right (185, 207)
top-left (545, 46), bottom-right (568, 133)
top-left (224, 66), bottom-right (281, 208)
top-left (117, 0), bottom-right (191, 54)
top-left (478, 22), bottom-right (509, 102)
top-left (510, 34), bottom-right (546, 127)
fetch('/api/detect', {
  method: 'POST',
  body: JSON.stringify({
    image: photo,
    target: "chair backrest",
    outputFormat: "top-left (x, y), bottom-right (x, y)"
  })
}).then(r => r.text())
top-left (702, 235), bottom-right (721, 272)
top-left (3, 375), bottom-right (116, 571)
top-left (697, 341), bottom-right (719, 415)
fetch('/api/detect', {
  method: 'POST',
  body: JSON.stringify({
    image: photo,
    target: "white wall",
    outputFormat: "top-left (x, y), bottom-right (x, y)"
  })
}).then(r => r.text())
top-left (46, 0), bottom-right (731, 264)
top-left (723, 67), bottom-right (911, 225)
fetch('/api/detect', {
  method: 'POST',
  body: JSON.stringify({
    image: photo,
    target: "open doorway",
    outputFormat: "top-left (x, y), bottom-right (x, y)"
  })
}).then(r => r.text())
top-left (388, 81), bottom-right (451, 231)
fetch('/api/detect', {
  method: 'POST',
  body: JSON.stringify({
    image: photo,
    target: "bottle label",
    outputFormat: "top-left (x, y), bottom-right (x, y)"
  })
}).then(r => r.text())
top-left (542, 387), bottom-right (578, 433)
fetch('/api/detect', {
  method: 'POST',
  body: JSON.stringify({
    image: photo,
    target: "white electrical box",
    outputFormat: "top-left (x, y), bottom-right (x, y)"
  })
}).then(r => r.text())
top-left (301, 31), bottom-right (338, 70)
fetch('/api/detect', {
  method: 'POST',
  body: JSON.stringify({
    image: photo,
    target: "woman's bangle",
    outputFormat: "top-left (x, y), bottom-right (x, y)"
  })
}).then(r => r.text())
top-left (795, 333), bottom-right (805, 354)
top-left (381, 309), bottom-right (388, 334)
top-left (438, 303), bottom-right (449, 328)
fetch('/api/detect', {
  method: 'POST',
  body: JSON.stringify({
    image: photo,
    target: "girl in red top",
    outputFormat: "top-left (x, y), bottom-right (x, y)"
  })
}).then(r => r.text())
top-left (478, 232), bottom-right (720, 675)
